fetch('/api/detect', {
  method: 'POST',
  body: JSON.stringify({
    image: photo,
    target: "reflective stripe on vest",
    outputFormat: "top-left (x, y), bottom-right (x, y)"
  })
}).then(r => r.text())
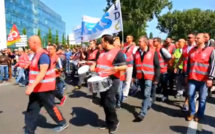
top-left (190, 63), bottom-right (209, 68)
top-left (29, 78), bottom-right (56, 83)
top-left (189, 70), bottom-right (208, 75)
top-left (29, 69), bottom-right (55, 75)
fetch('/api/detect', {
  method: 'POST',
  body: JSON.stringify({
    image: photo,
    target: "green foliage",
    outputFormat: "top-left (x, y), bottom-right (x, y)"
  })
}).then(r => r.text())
top-left (48, 29), bottom-right (52, 44)
top-left (37, 28), bottom-right (42, 40)
top-left (55, 30), bottom-right (59, 45)
top-left (67, 35), bottom-right (70, 45)
top-left (157, 8), bottom-right (215, 40)
top-left (105, 0), bottom-right (172, 42)
top-left (62, 33), bottom-right (66, 48)
top-left (22, 28), bottom-right (27, 35)
top-left (149, 32), bottom-right (153, 39)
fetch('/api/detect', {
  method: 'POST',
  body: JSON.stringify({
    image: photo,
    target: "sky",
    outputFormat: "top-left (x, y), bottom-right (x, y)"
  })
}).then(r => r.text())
top-left (41, 0), bottom-right (215, 39)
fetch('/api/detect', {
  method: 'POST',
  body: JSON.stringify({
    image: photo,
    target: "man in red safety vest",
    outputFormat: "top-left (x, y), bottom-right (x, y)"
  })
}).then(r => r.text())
top-left (174, 33), bottom-right (196, 111)
top-left (14, 47), bottom-right (30, 86)
top-left (90, 34), bottom-right (127, 134)
top-left (152, 37), bottom-right (171, 102)
top-left (132, 36), bottom-right (160, 122)
top-left (186, 33), bottom-right (215, 122)
top-left (25, 36), bottom-right (68, 134)
top-left (122, 35), bottom-right (136, 100)
top-left (75, 40), bottom-right (100, 89)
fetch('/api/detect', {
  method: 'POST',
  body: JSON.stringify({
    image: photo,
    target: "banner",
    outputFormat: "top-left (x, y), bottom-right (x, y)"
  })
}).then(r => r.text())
top-left (82, 0), bottom-right (123, 41)
top-left (81, 16), bottom-right (100, 42)
top-left (74, 26), bottom-right (82, 43)
top-left (0, 0), bottom-right (7, 50)
top-left (16, 35), bottom-right (27, 47)
top-left (7, 24), bottom-right (21, 46)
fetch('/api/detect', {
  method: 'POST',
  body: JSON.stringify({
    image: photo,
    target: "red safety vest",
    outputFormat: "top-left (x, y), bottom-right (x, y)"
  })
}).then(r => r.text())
top-left (164, 44), bottom-right (175, 54)
top-left (123, 44), bottom-right (135, 67)
top-left (134, 48), bottom-right (155, 80)
top-left (96, 48), bottom-right (120, 78)
top-left (50, 54), bottom-right (62, 77)
top-left (29, 49), bottom-right (56, 92)
top-left (157, 48), bottom-right (168, 74)
top-left (88, 49), bottom-right (99, 61)
top-left (18, 53), bottom-right (29, 68)
top-left (182, 45), bottom-right (195, 72)
top-left (188, 47), bottom-right (213, 81)
top-left (119, 71), bottom-right (126, 81)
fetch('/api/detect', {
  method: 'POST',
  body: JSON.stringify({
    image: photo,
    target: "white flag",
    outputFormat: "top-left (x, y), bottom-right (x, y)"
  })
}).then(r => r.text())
top-left (82, 0), bottom-right (123, 41)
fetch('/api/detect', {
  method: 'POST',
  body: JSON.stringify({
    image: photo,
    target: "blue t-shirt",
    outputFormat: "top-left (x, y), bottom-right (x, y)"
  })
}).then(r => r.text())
top-left (38, 54), bottom-right (50, 69)
top-left (65, 51), bottom-right (72, 60)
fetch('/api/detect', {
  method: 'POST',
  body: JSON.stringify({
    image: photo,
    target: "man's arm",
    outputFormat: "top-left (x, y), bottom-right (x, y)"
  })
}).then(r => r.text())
top-left (208, 49), bottom-right (215, 79)
top-left (154, 51), bottom-right (161, 83)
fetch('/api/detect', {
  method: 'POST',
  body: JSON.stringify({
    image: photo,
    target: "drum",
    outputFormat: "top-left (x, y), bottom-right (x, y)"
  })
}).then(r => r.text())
top-left (87, 76), bottom-right (112, 93)
top-left (78, 65), bottom-right (90, 75)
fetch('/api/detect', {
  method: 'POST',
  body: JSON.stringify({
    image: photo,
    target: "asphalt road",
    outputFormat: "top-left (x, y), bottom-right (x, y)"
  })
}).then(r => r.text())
top-left (0, 79), bottom-right (215, 134)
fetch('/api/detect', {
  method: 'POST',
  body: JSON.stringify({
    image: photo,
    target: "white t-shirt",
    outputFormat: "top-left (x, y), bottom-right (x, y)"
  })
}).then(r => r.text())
top-left (133, 46), bottom-right (139, 54)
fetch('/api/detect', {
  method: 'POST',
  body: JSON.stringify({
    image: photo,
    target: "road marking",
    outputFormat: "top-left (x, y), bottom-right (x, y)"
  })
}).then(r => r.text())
top-left (187, 120), bottom-right (198, 134)
top-left (0, 83), bottom-right (10, 87)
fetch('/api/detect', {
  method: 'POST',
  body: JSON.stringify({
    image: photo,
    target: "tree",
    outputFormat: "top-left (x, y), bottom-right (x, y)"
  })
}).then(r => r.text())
top-left (48, 28), bottom-right (52, 44)
top-left (55, 30), bottom-right (59, 45)
top-left (105, 0), bottom-right (172, 42)
top-left (67, 35), bottom-right (70, 45)
top-left (37, 28), bottom-right (41, 39)
top-left (62, 33), bottom-right (66, 48)
top-left (157, 8), bottom-right (215, 40)
top-left (149, 32), bottom-right (153, 39)
top-left (22, 28), bottom-right (27, 35)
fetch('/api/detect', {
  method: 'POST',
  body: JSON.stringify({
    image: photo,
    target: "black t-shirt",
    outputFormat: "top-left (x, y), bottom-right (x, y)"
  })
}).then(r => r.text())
top-left (110, 51), bottom-right (126, 79)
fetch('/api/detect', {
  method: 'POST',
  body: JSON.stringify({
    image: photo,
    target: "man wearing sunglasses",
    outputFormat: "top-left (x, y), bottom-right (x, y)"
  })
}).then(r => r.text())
top-left (174, 33), bottom-right (196, 111)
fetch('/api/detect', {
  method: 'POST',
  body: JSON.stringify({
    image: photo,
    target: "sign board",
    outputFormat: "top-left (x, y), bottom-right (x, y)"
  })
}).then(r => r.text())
top-left (0, 0), bottom-right (7, 50)
top-left (16, 35), bottom-right (27, 47)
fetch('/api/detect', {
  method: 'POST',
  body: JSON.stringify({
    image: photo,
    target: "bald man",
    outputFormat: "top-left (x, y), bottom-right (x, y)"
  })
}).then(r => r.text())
top-left (186, 33), bottom-right (215, 122)
top-left (173, 39), bottom-right (186, 99)
top-left (25, 36), bottom-right (68, 134)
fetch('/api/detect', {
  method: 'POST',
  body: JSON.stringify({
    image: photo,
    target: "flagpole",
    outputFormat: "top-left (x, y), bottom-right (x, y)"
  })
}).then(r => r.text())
top-left (119, 0), bottom-right (124, 46)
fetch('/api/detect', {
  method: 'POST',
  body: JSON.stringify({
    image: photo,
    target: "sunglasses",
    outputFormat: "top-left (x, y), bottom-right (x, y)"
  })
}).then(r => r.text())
top-left (187, 37), bottom-right (193, 39)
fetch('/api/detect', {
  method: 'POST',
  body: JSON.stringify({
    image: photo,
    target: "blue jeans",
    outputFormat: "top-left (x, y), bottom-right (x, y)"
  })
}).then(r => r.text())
top-left (188, 80), bottom-right (208, 117)
top-left (66, 60), bottom-right (70, 73)
top-left (157, 73), bottom-right (168, 97)
top-left (16, 68), bottom-right (25, 84)
top-left (0, 65), bottom-right (9, 81)
top-left (116, 81), bottom-right (123, 107)
top-left (139, 79), bottom-right (153, 117)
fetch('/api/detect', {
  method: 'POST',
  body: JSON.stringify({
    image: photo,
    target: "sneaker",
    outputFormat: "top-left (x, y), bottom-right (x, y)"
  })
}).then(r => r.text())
top-left (182, 104), bottom-right (189, 112)
top-left (161, 96), bottom-right (168, 102)
top-left (59, 96), bottom-right (67, 106)
top-left (175, 92), bottom-right (183, 98)
top-left (19, 83), bottom-right (26, 87)
top-left (122, 96), bottom-right (127, 102)
top-left (109, 122), bottom-right (119, 134)
top-left (116, 105), bottom-right (121, 110)
top-left (98, 124), bottom-right (109, 130)
top-left (53, 124), bottom-right (68, 132)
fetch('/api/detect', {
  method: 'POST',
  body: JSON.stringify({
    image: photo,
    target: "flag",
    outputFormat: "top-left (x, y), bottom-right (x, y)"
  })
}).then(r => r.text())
top-left (74, 26), bottom-right (82, 43)
top-left (82, 0), bottom-right (123, 41)
top-left (81, 16), bottom-right (100, 42)
top-left (7, 24), bottom-right (21, 46)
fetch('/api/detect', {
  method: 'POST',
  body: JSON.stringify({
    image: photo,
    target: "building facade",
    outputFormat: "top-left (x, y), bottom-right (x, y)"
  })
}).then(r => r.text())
top-left (5, 0), bottom-right (65, 46)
